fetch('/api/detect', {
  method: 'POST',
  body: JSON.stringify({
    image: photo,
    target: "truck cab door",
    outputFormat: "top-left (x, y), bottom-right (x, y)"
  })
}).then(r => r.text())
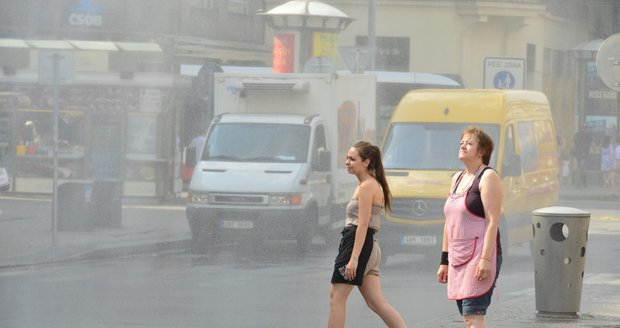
top-left (309, 124), bottom-right (331, 226)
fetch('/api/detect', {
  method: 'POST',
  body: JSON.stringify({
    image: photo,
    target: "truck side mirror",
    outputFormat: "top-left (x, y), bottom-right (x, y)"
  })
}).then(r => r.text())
top-left (317, 149), bottom-right (331, 171)
top-left (184, 147), bottom-right (197, 167)
top-left (502, 154), bottom-right (522, 177)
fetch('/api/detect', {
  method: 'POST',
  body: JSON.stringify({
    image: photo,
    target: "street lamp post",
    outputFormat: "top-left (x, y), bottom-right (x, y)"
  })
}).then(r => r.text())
top-left (368, 0), bottom-right (376, 71)
top-left (259, 0), bottom-right (354, 73)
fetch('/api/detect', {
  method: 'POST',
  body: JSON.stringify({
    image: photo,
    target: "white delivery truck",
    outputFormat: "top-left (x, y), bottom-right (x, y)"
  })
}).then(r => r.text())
top-left (186, 72), bottom-right (376, 252)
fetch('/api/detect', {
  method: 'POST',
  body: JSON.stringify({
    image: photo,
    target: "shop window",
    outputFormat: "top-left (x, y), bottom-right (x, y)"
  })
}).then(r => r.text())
top-left (227, 0), bottom-right (250, 15)
top-left (125, 113), bottom-right (159, 181)
top-left (527, 43), bottom-right (536, 73)
top-left (15, 109), bottom-right (86, 178)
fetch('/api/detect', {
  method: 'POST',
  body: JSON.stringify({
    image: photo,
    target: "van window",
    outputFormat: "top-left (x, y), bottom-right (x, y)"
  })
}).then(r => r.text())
top-left (382, 123), bottom-right (499, 170)
top-left (535, 120), bottom-right (557, 171)
top-left (504, 125), bottom-right (516, 156)
top-left (204, 123), bottom-right (310, 162)
top-left (516, 122), bottom-right (538, 172)
top-left (501, 124), bottom-right (517, 175)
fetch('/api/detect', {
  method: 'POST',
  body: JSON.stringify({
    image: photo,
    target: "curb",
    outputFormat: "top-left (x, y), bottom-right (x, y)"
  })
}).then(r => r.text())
top-left (0, 239), bottom-right (193, 269)
top-left (65, 238), bottom-right (193, 262)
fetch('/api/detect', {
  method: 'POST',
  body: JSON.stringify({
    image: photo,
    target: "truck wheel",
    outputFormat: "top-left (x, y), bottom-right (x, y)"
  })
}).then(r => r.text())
top-left (189, 218), bottom-right (216, 254)
top-left (296, 232), bottom-right (311, 254)
top-left (296, 208), bottom-right (317, 254)
top-left (499, 214), bottom-right (509, 257)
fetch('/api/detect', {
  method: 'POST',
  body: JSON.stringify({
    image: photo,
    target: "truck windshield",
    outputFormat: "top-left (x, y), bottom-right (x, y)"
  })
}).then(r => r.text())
top-left (382, 123), bottom-right (499, 170)
top-left (204, 123), bottom-right (310, 163)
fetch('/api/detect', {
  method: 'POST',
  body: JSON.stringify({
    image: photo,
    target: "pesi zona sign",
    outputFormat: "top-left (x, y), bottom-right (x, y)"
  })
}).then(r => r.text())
top-left (483, 57), bottom-right (526, 90)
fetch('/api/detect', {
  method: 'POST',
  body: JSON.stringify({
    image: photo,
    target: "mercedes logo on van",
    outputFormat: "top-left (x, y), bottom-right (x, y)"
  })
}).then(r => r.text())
top-left (412, 200), bottom-right (427, 216)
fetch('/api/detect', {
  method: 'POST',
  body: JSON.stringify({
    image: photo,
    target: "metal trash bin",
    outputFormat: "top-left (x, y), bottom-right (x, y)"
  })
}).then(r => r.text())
top-left (91, 180), bottom-right (122, 228)
top-left (58, 181), bottom-right (93, 231)
top-left (532, 206), bottom-right (590, 318)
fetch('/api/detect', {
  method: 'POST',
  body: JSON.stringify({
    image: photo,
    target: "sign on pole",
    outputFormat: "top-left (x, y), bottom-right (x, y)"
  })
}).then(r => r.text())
top-left (596, 33), bottom-right (620, 142)
top-left (339, 46), bottom-right (373, 73)
top-left (38, 50), bottom-right (73, 247)
top-left (596, 33), bottom-right (620, 92)
top-left (38, 50), bottom-right (74, 85)
top-left (483, 57), bottom-right (526, 89)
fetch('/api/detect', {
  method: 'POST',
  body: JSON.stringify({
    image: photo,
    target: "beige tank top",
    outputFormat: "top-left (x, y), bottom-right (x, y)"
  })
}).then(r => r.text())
top-left (345, 199), bottom-right (383, 231)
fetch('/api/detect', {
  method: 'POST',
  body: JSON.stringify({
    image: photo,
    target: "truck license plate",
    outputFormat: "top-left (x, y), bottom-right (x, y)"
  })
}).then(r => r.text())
top-left (220, 220), bottom-right (253, 229)
top-left (401, 235), bottom-right (437, 246)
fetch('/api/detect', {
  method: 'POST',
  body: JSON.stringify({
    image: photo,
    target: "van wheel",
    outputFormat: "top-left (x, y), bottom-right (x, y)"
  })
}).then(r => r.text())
top-left (296, 231), bottom-right (311, 254)
top-left (498, 215), bottom-right (509, 257)
top-left (322, 226), bottom-right (341, 248)
top-left (189, 218), bottom-right (217, 254)
top-left (297, 208), bottom-right (318, 254)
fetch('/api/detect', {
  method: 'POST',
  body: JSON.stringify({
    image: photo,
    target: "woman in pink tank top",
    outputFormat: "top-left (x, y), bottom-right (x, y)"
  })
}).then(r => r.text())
top-left (437, 127), bottom-right (504, 328)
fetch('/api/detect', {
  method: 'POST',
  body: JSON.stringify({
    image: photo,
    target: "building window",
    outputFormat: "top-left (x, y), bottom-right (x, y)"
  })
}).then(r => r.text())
top-left (190, 0), bottom-right (215, 10)
top-left (527, 43), bottom-right (536, 73)
top-left (227, 0), bottom-right (250, 15)
top-left (355, 36), bottom-right (410, 71)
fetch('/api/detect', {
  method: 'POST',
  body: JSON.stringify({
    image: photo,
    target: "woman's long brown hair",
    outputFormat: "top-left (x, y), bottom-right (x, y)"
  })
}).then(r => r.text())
top-left (352, 140), bottom-right (392, 211)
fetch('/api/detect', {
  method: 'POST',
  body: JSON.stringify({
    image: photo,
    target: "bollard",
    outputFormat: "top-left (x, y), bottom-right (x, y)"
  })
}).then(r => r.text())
top-left (532, 206), bottom-right (590, 319)
top-left (92, 179), bottom-right (123, 228)
top-left (58, 181), bottom-right (94, 231)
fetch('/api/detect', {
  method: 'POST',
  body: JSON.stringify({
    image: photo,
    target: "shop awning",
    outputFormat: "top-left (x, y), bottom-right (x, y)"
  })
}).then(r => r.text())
top-left (0, 39), bottom-right (162, 52)
top-left (572, 39), bottom-right (605, 60)
top-left (0, 39), bottom-right (30, 48)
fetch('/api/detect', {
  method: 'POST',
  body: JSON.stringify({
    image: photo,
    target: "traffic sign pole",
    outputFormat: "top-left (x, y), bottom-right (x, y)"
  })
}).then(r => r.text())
top-left (52, 54), bottom-right (59, 247)
top-left (38, 50), bottom-right (73, 248)
top-left (595, 33), bottom-right (620, 134)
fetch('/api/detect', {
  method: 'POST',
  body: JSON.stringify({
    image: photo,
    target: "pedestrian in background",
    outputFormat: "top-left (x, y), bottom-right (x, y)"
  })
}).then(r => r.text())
top-left (188, 134), bottom-right (207, 165)
top-left (613, 137), bottom-right (620, 198)
top-left (600, 135), bottom-right (614, 187)
top-left (328, 141), bottom-right (406, 328)
top-left (437, 127), bottom-right (503, 328)
top-left (572, 124), bottom-right (593, 189)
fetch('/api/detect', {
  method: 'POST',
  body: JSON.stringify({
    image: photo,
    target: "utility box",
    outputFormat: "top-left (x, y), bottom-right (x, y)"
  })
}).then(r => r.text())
top-left (532, 206), bottom-right (590, 318)
top-left (58, 181), bottom-right (93, 231)
top-left (92, 180), bottom-right (122, 228)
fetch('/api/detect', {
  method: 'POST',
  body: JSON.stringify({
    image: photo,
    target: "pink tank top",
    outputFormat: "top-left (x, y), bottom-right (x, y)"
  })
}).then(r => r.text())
top-left (444, 165), bottom-right (497, 300)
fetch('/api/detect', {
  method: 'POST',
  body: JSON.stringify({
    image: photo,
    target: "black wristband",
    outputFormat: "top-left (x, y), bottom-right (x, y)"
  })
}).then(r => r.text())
top-left (440, 251), bottom-right (449, 265)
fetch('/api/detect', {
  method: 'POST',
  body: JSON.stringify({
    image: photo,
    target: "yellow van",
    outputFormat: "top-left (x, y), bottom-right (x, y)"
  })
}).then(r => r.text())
top-left (379, 89), bottom-right (559, 260)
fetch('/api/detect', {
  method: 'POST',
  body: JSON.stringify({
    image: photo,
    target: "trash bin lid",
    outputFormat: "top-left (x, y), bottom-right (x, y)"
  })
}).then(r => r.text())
top-left (532, 206), bottom-right (590, 217)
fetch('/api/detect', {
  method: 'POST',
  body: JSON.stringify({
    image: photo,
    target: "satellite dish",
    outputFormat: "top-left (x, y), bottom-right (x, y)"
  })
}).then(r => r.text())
top-left (596, 33), bottom-right (620, 92)
top-left (303, 56), bottom-right (335, 74)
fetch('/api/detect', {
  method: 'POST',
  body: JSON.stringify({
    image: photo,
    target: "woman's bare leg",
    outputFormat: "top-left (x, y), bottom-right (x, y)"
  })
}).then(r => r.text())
top-left (463, 314), bottom-right (487, 328)
top-left (328, 283), bottom-right (354, 328)
top-left (358, 274), bottom-right (407, 328)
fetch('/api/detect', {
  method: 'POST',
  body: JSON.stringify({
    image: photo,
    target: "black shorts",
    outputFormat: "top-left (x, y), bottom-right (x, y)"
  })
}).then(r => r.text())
top-left (331, 225), bottom-right (375, 286)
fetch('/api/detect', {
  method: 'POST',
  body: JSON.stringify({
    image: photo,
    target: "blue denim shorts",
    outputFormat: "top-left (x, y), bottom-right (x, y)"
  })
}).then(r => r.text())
top-left (456, 253), bottom-right (503, 316)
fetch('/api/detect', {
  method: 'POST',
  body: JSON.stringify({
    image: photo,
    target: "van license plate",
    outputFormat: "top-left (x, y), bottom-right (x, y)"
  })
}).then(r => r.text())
top-left (401, 235), bottom-right (437, 246)
top-left (220, 220), bottom-right (253, 229)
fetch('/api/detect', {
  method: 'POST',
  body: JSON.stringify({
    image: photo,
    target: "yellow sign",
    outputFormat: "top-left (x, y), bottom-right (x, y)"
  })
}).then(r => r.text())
top-left (312, 32), bottom-right (337, 59)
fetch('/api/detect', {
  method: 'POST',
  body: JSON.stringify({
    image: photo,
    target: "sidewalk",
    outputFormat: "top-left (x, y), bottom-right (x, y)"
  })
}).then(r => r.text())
top-left (0, 194), bottom-right (191, 268)
top-left (423, 276), bottom-right (620, 327)
top-left (1, 185), bottom-right (619, 327)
